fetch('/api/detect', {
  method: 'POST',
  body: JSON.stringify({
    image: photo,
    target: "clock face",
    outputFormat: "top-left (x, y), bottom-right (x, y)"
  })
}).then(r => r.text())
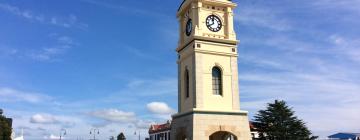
top-left (185, 19), bottom-right (192, 36)
top-left (206, 15), bottom-right (222, 32)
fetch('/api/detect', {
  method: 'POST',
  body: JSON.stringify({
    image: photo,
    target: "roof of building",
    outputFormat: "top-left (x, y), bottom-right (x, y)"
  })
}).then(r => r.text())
top-left (328, 133), bottom-right (360, 139)
top-left (249, 121), bottom-right (257, 131)
top-left (149, 120), bottom-right (171, 134)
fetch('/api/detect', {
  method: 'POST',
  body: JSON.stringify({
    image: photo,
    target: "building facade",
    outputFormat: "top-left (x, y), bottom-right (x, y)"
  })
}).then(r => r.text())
top-left (249, 122), bottom-right (260, 140)
top-left (149, 121), bottom-right (258, 140)
top-left (171, 0), bottom-right (251, 140)
top-left (149, 121), bottom-right (171, 140)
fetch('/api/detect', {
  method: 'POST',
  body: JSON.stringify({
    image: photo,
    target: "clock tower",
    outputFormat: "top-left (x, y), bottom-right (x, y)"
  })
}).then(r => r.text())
top-left (171, 0), bottom-right (252, 140)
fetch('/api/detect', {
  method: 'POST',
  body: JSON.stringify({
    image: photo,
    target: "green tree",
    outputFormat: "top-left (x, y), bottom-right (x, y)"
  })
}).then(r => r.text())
top-left (117, 132), bottom-right (126, 140)
top-left (253, 100), bottom-right (318, 140)
top-left (0, 113), bottom-right (12, 140)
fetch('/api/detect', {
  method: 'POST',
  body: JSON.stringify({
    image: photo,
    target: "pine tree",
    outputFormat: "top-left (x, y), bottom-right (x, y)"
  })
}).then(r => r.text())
top-left (117, 132), bottom-right (126, 140)
top-left (253, 100), bottom-right (318, 140)
top-left (0, 114), bottom-right (12, 140)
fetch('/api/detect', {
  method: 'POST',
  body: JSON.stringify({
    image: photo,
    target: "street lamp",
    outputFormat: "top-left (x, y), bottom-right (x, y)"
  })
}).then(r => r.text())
top-left (90, 128), bottom-right (100, 140)
top-left (59, 129), bottom-right (66, 140)
top-left (134, 130), bottom-right (140, 140)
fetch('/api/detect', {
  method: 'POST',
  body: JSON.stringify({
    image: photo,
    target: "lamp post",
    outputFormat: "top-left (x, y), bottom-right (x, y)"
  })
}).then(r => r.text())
top-left (134, 130), bottom-right (140, 140)
top-left (90, 128), bottom-right (100, 140)
top-left (59, 129), bottom-right (66, 140)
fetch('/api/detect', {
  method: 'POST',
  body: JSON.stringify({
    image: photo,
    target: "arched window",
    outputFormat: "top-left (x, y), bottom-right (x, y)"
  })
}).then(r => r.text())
top-left (185, 69), bottom-right (190, 98)
top-left (212, 67), bottom-right (222, 95)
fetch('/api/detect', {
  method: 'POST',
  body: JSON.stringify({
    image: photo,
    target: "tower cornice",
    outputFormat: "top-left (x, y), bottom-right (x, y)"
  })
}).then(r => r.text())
top-left (176, 36), bottom-right (239, 53)
top-left (177, 0), bottom-right (236, 18)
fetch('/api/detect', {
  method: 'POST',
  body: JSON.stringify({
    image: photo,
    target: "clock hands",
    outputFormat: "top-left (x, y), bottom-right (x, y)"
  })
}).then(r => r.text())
top-left (208, 16), bottom-right (215, 26)
top-left (206, 15), bottom-right (222, 32)
top-left (212, 16), bottom-right (215, 25)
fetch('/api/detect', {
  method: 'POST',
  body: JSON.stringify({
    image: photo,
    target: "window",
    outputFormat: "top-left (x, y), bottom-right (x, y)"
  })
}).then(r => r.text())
top-left (185, 69), bottom-right (190, 98)
top-left (212, 67), bottom-right (222, 95)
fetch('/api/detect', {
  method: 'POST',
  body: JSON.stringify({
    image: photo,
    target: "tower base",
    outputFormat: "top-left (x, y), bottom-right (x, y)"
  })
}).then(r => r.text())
top-left (171, 110), bottom-right (252, 140)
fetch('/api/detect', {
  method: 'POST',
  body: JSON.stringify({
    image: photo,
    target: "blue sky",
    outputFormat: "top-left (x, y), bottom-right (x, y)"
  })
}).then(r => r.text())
top-left (0, 0), bottom-right (359, 139)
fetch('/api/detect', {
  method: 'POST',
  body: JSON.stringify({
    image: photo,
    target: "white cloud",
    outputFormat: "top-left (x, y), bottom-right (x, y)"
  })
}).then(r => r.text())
top-left (0, 3), bottom-right (88, 29)
top-left (0, 87), bottom-right (51, 103)
top-left (241, 71), bottom-right (360, 138)
top-left (239, 54), bottom-right (287, 71)
top-left (43, 134), bottom-right (63, 140)
top-left (134, 119), bottom-right (155, 129)
top-left (146, 102), bottom-right (175, 115)
top-left (86, 108), bottom-right (160, 130)
top-left (312, 0), bottom-right (360, 14)
top-left (0, 3), bottom-right (31, 19)
top-left (49, 14), bottom-right (87, 29)
top-left (328, 35), bottom-right (360, 63)
top-left (29, 46), bottom-right (69, 61)
top-left (27, 35), bottom-right (75, 62)
top-left (103, 78), bottom-right (177, 105)
top-left (127, 78), bottom-right (177, 96)
top-left (126, 79), bottom-right (146, 88)
top-left (235, 7), bottom-right (291, 31)
top-left (239, 33), bottom-right (360, 138)
top-left (57, 36), bottom-right (75, 45)
top-left (87, 109), bottom-right (137, 123)
top-left (0, 47), bottom-right (18, 55)
top-left (233, 4), bottom-right (360, 136)
top-left (86, 108), bottom-right (156, 130)
top-left (81, 0), bottom-right (167, 19)
top-left (50, 17), bottom-right (57, 24)
top-left (0, 34), bottom-right (76, 62)
top-left (29, 113), bottom-right (78, 129)
top-left (7, 109), bottom-right (89, 140)
top-left (30, 114), bottom-right (59, 124)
